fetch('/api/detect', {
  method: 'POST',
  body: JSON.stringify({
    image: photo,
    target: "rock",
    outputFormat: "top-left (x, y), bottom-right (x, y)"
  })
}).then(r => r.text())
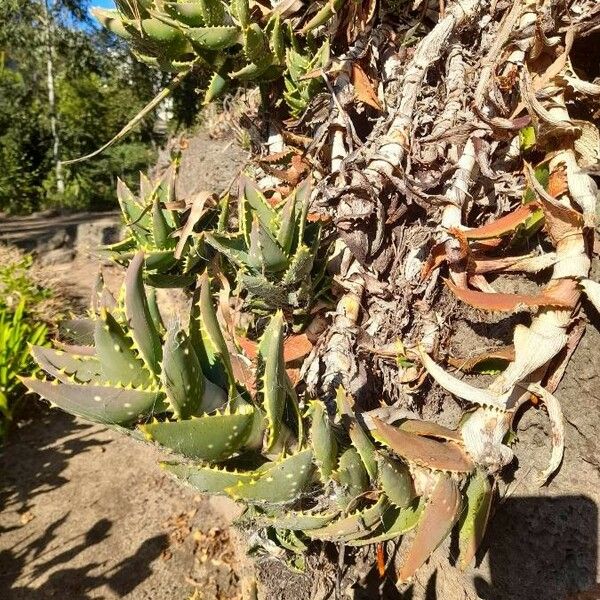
top-left (75, 219), bottom-right (123, 255)
top-left (38, 248), bottom-right (75, 266)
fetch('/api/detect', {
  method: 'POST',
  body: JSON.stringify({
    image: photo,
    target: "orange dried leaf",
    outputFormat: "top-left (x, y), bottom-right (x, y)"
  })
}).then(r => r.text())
top-left (463, 203), bottom-right (540, 240)
top-left (399, 419), bottom-right (463, 443)
top-left (398, 474), bottom-right (462, 582)
top-left (282, 333), bottom-right (313, 363)
top-left (350, 63), bottom-right (382, 110)
top-left (547, 166), bottom-right (569, 198)
top-left (445, 279), bottom-right (574, 311)
top-left (236, 334), bottom-right (312, 364)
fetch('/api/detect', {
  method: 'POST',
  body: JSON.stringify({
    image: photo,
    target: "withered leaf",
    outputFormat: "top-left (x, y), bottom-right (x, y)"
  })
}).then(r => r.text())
top-left (464, 203), bottom-right (541, 240)
top-left (351, 63), bottom-right (382, 111)
top-left (398, 474), bottom-right (462, 582)
top-left (372, 418), bottom-right (474, 473)
top-left (445, 279), bottom-right (574, 311)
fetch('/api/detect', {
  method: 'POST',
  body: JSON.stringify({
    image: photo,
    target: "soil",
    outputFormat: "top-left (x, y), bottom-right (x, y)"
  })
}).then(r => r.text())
top-left (1, 127), bottom-right (599, 599)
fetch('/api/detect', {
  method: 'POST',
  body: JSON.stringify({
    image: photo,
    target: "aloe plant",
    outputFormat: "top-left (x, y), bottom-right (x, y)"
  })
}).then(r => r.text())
top-left (92, 0), bottom-right (336, 107)
top-left (27, 269), bottom-right (492, 579)
top-left (101, 165), bottom-right (214, 288)
top-left (205, 176), bottom-right (326, 314)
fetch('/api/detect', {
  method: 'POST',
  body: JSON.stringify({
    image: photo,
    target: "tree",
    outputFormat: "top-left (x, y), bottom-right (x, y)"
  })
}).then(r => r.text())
top-left (25, 0), bottom-right (600, 596)
top-left (0, 0), bottom-right (162, 213)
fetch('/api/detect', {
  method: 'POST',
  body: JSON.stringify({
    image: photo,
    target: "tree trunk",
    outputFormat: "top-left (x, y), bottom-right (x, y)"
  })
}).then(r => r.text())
top-left (41, 0), bottom-right (64, 196)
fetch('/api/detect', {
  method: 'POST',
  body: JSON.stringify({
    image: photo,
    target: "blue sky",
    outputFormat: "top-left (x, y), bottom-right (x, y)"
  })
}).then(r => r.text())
top-left (94, 0), bottom-right (115, 8)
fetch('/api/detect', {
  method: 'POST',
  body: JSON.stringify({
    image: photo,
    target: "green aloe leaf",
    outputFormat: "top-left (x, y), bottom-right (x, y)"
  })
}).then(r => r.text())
top-left (94, 311), bottom-right (150, 388)
top-left (125, 253), bottom-right (162, 375)
top-left (23, 378), bottom-right (162, 425)
top-left (161, 461), bottom-right (258, 494)
top-left (257, 311), bottom-right (286, 450)
top-left (225, 449), bottom-right (315, 504)
top-left (309, 400), bottom-right (338, 480)
top-left (161, 325), bottom-right (204, 419)
top-left (190, 273), bottom-right (235, 393)
top-left (140, 407), bottom-right (254, 460)
top-left (31, 346), bottom-right (103, 385)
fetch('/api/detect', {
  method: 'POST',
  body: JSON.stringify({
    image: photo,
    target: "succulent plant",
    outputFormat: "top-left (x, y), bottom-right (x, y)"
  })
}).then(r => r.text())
top-left (101, 166), bottom-right (216, 288)
top-left (205, 176), bottom-right (326, 315)
top-left (92, 0), bottom-right (337, 107)
top-left (26, 267), bottom-right (494, 579)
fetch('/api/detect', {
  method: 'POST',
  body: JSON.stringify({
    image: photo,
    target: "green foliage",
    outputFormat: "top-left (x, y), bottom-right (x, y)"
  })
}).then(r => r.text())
top-left (92, 0), bottom-right (334, 111)
top-left (0, 249), bottom-right (52, 440)
top-left (0, 252), bottom-right (52, 311)
top-left (0, 0), bottom-right (162, 214)
top-left (205, 177), bottom-right (326, 314)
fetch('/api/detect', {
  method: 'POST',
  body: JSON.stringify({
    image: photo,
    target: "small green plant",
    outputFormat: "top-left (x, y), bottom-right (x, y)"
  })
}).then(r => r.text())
top-left (0, 251), bottom-right (52, 311)
top-left (0, 298), bottom-right (48, 439)
top-left (205, 177), bottom-right (325, 316)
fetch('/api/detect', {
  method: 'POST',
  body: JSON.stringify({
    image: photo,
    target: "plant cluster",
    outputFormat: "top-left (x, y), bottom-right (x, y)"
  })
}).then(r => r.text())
top-left (0, 246), bottom-right (54, 439)
top-left (25, 0), bottom-right (600, 590)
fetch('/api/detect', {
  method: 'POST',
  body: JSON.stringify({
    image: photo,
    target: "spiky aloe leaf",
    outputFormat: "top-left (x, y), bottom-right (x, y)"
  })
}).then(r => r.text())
top-left (198, 0), bottom-right (225, 25)
top-left (269, 14), bottom-right (284, 64)
top-left (275, 187), bottom-right (297, 254)
top-left (255, 508), bottom-right (340, 531)
top-left (346, 498), bottom-right (426, 547)
top-left (231, 0), bottom-right (249, 27)
top-left (164, 2), bottom-right (206, 26)
top-left (225, 449), bottom-right (315, 504)
top-left (94, 311), bottom-right (151, 388)
top-left (348, 420), bottom-right (378, 480)
top-left (161, 325), bottom-right (204, 419)
top-left (117, 178), bottom-right (151, 243)
top-left (59, 318), bottom-right (95, 346)
top-left (458, 470), bottom-right (493, 569)
top-left (125, 253), bottom-right (162, 374)
top-left (204, 68), bottom-right (230, 104)
top-left (306, 495), bottom-right (390, 542)
top-left (248, 216), bottom-right (289, 272)
top-left (140, 407), bottom-right (254, 460)
top-left (372, 417), bottom-right (474, 473)
top-left (239, 176), bottom-right (278, 233)
top-left (239, 273), bottom-right (288, 308)
top-left (398, 474), bottom-right (462, 582)
top-left (257, 311), bottom-right (286, 450)
top-left (162, 461), bottom-right (258, 493)
top-left (243, 23), bottom-right (273, 69)
top-left (186, 26), bottom-right (241, 50)
top-left (23, 378), bottom-right (162, 425)
top-left (309, 400), bottom-right (338, 480)
top-left (336, 446), bottom-right (369, 507)
top-left (282, 245), bottom-right (314, 287)
top-left (302, 0), bottom-right (344, 34)
top-left (377, 454), bottom-right (415, 508)
top-left (190, 273), bottom-right (234, 392)
top-left (92, 7), bottom-right (132, 39)
top-left (204, 232), bottom-right (251, 268)
top-left (31, 346), bottom-right (102, 385)
top-left (151, 197), bottom-right (175, 250)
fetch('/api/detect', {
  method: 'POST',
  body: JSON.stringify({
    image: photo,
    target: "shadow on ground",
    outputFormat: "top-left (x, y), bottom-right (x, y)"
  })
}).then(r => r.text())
top-left (0, 408), bottom-right (172, 599)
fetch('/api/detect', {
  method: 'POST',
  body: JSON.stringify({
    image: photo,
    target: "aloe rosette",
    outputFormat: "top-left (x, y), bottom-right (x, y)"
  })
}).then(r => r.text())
top-left (205, 176), bottom-right (326, 314)
top-left (25, 256), bottom-right (496, 579)
top-left (101, 166), bottom-right (215, 288)
top-left (92, 0), bottom-right (334, 106)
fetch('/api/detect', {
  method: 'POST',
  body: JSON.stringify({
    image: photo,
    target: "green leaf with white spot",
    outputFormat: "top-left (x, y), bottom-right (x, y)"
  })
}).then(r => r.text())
top-left (140, 407), bottom-right (254, 460)
top-left (225, 449), bottom-right (315, 504)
